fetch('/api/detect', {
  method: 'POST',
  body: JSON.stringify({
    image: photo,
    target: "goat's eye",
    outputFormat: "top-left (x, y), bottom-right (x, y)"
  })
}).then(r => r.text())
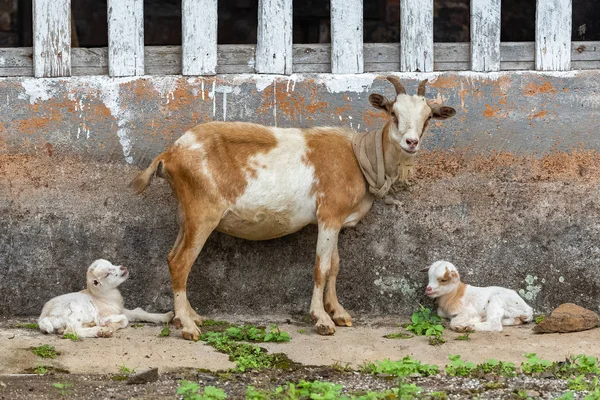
top-left (391, 112), bottom-right (399, 124)
top-left (440, 278), bottom-right (448, 283)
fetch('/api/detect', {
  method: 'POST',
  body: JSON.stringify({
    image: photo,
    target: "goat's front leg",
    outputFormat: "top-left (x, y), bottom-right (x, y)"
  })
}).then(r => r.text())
top-left (124, 308), bottom-right (174, 324)
top-left (310, 224), bottom-right (339, 335)
top-left (169, 212), bottom-right (220, 340)
top-left (324, 244), bottom-right (352, 327)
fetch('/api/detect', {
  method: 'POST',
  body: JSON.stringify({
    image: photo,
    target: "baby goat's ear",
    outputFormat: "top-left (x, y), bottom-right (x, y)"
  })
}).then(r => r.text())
top-left (420, 266), bottom-right (430, 273)
top-left (449, 270), bottom-right (460, 282)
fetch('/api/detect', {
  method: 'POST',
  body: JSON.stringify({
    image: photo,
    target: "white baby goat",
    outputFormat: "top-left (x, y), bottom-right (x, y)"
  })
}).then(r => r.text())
top-left (38, 259), bottom-right (173, 338)
top-left (422, 260), bottom-right (533, 332)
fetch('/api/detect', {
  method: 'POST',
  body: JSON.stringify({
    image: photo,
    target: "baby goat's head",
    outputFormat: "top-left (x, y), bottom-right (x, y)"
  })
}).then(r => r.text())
top-left (421, 260), bottom-right (461, 298)
top-left (86, 259), bottom-right (129, 293)
top-left (369, 77), bottom-right (456, 155)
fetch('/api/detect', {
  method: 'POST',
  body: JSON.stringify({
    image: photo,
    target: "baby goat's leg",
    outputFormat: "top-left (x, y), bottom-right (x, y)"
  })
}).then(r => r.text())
top-left (324, 244), bottom-right (352, 327)
top-left (310, 223), bottom-right (340, 335)
top-left (100, 314), bottom-right (129, 331)
top-left (472, 299), bottom-right (504, 332)
top-left (124, 308), bottom-right (174, 324)
top-left (65, 323), bottom-right (113, 338)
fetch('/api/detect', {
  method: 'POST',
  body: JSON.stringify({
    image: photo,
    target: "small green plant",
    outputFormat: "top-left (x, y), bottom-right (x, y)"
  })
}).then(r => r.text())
top-left (445, 354), bottom-right (476, 377)
top-left (52, 382), bottom-right (72, 396)
top-left (520, 353), bottom-right (554, 375)
top-left (455, 333), bottom-right (470, 341)
top-left (555, 392), bottom-right (575, 400)
top-left (476, 358), bottom-right (517, 377)
top-left (130, 323), bottom-right (144, 328)
top-left (558, 354), bottom-right (600, 376)
top-left (535, 315), bottom-right (545, 324)
top-left (245, 386), bottom-right (270, 400)
top-left (331, 360), bottom-right (353, 372)
top-left (31, 344), bottom-right (58, 359)
top-left (160, 323), bottom-right (171, 337)
top-left (15, 322), bottom-right (39, 329)
top-left (218, 324), bottom-right (290, 343)
top-left (118, 363), bottom-right (136, 375)
top-left (567, 375), bottom-right (600, 391)
top-left (200, 331), bottom-right (289, 372)
top-left (177, 380), bottom-right (227, 400)
top-left (296, 329), bottom-right (307, 334)
top-left (428, 336), bottom-right (446, 346)
top-left (275, 380), bottom-right (344, 399)
top-left (383, 332), bottom-right (413, 339)
top-left (62, 332), bottom-right (80, 341)
top-left (361, 356), bottom-right (439, 377)
top-left (406, 305), bottom-right (444, 344)
top-left (34, 363), bottom-right (49, 375)
top-left (585, 389), bottom-right (600, 400)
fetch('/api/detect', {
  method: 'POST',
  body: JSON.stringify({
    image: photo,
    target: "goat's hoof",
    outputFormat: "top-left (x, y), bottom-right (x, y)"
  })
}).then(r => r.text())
top-left (182, 326), bottom-right (201, 341)
top-left (172, 317), bottom-right (183, 329)
top-left (98, 327), bottom-right (113, 338)
top-left (315, 322), bottom-right (336, 336)
top-left (194, 317), bottom-right (203, 327)
top-left (332, 314), bottom-right (353, 327)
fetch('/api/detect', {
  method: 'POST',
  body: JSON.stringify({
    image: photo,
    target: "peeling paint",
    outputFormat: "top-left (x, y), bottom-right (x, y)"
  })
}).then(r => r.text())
top-left (319, 74), bottom-right (376, 93)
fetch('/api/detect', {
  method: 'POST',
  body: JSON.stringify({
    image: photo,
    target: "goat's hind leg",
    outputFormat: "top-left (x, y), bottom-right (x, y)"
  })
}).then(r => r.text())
top-left (310, 224), bottom-right (340, 335)
top-left (324, 244), bottom-right (352, 327)
top-left (124, 308), bottom-right (174, 324)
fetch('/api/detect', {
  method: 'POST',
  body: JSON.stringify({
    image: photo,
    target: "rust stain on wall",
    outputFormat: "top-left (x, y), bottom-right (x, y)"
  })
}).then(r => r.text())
top-left (523, 82), bottom-right (556, 96)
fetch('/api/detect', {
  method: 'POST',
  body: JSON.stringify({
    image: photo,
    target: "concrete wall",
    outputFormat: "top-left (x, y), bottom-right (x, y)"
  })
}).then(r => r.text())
top-left (1, 71), bottom-right (600, 317)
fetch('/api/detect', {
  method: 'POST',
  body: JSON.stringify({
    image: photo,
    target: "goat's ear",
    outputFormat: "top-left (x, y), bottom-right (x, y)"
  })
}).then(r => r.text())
top-left (420, 266), bottom-right (430, 273)
top-left (449, 271), bottom-right (460, 282)
top-left (369, 94), bottom-right (393, 114)
top-left (431, 105), bottom-right (456, 120)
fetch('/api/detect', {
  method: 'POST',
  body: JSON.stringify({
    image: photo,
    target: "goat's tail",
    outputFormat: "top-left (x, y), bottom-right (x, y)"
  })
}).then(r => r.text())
top-left (129, 154), bottom-right (165, 195)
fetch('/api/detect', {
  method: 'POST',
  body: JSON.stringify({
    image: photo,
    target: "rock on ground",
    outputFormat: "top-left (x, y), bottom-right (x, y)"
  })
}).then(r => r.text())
top-left (533, 303), bottom-right (600, 333)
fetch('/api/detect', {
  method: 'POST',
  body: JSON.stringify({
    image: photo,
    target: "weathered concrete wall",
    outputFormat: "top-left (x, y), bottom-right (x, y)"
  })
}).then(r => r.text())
top-left (1, 71), bottom-right (600, 317)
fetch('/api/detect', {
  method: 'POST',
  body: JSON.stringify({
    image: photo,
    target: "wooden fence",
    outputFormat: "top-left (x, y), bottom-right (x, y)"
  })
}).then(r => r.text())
top-left (6, 0), bottom-right (599, 78)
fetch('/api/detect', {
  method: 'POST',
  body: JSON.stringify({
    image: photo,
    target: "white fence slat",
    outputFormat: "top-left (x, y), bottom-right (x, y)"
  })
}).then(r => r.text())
top-left (400, 0), bottom-right (433, 72)
top-left (256, 0), bottom-right (293, 74)
top-left (32, 0), bottom-right (71, 77)
top-left (330, 0), bottom-right (363, 74)
top-left (470, 0), bottom-right (500, 71)
top-left (108, 0), bottom-right (144, 77)
top-left (536, 0), bottom-right (572, 71)
top-left (182, 0), bottom-right (217, 75)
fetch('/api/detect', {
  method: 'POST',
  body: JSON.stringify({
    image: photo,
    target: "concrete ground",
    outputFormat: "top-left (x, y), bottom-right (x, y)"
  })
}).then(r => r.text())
top-left (1, 315), bottom-right (598, 375)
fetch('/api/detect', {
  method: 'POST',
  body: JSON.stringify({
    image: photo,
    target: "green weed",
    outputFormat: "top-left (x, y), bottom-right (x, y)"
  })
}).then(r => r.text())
top-left (52, 382), bottom-right (72, 396)
top-left (361, 356), bottom-right (439, 377)
top-left (567, 375), bottom-right (600, 391)
top-left (31, 344), bottom-right (58, 359)
top-left (455, 333), bottom-right (470, 341)
top-left (199, 331), bottom-right (290, 372)
top-left (520, 353), bottom-right (554, 375)
top-left (160, 323), bottom-right (171, 337)
top-left (130, 323), bottom-right (144, 328)
top-left (557, 354), bottom-right (600, 377)
top-left (177, 380), bottom-right (227, 400)
top-left (219, 324), bottom-right (290, 343)
top-left (406, 305), bottom-right (444, 345)
top-left (535, 315), bottom-right (545, 324)
top-left (62, 332), bottom-right (80, 341)
top-left (383, 332), bottom-right (413, 339)
top-left (118, 363), bottom-right (136, 375)
top-left (296, 329), bottom-right (307, 334)
top-left (34, 363), bottom-right (49, 375)
top-left (15, 323), bottom-right (39, 330)
top-left (476, 358), bottom-right (517, 377)
top-left (445, 354), bottom-right (476, 377)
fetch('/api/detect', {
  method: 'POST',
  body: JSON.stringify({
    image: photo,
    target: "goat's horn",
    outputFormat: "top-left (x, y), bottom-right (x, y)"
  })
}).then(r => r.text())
top-left (386, 76), bottom-right (406, 96)
top-left (417, 79), bottom-right (428, 97)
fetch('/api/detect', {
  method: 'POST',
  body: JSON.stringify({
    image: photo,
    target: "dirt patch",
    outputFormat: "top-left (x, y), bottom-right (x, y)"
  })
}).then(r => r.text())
top-left (0, 316), bottom-right (598, 398)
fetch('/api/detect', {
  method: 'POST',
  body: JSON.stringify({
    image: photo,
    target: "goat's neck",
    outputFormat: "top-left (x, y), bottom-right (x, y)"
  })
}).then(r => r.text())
top-left (382, 122), bottom-right (415, 183)
top-left (437, 282), bottom-right (467, 316)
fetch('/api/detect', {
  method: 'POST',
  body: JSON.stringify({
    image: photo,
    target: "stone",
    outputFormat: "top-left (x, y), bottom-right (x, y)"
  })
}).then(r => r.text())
top-left (126, 367), bottom-right (159, 385)
top-left (533, 303), bottom-right (599, 334)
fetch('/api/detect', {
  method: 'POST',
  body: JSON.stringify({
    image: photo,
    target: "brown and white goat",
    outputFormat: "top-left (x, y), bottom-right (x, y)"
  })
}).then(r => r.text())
top-left (131, 77), bottom-right (456, 340)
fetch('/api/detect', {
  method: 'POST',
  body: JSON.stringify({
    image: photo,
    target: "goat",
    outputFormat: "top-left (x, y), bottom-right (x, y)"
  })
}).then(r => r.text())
top-left (422, 260), bottom-right (534, 332)
top-left (131, 77), bottom-right (456, 340)
top-left (38, 259), bottom-right (173, 338)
